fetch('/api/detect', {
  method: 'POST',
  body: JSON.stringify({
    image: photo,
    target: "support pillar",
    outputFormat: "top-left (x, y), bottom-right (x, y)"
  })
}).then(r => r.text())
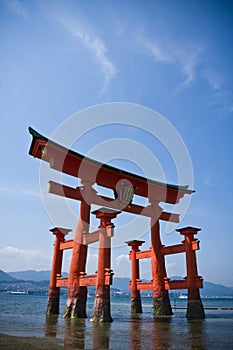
top-left (150, 202), bottom-right (172, 316)
top-left (177, 227), bottom-right (205, 320)
top-left (64, 181), bottom-right (92, 318)
top-left (92, 208), bottom-right (120, 322)
top-left (126, 240), bottom-right (145, 314)
top-left (47, 227), bottom-right (71, 315)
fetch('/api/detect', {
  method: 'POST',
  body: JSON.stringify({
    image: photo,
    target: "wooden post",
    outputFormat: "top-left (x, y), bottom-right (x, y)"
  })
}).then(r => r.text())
top-left (92, 208), bottom-right (120, 322)
top-left (126, 240), bottom-right (145, 314)
top-left (64, 181), bottom-right (92, 318)
top-left (47, 227), bottom-right (71, 315)
top-left (177, 227), bottom-right (205, 319)
top-left (150, 201), bottom-right (173, 316)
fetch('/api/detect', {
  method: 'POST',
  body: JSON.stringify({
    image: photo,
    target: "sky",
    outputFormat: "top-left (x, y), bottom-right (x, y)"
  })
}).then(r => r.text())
top-left (0, 0), bottom-right (233, 287)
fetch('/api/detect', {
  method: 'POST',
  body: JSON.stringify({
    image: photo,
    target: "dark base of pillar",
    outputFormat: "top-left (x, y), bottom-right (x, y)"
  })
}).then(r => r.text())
top-left (46, 288), bottom-right (60, 315)
top-left (92, 286), bottom-right (113, 323)
top-left (131, 297), bottom-right (143, 314)
top-left (153, 296), bottom-right (173, 317)
top-left (187, 299), bottom-right (205, 320)
top-left (64, 286), bottom-right (87, 318)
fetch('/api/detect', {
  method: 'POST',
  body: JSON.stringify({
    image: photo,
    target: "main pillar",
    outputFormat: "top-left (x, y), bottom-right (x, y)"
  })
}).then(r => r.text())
top-left (150, 201), bottom-right (173, 316)
top-left (64, 181), bottom-right (92, 318)
top-left (177, 227), bottom-right (205, 319)
top-left (126, 240), bottom-right (145, 314)
top-left (92, 208), bottom-right (120, 322)
top-left (47, 227), bottom-right (71, 315)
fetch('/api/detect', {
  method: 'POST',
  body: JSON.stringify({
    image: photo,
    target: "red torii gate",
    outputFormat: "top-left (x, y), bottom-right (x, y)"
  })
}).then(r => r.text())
top-left (28, 127), bottom-right (205, 321)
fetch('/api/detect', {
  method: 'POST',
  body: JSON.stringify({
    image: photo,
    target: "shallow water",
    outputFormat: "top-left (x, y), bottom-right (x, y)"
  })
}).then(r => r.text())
top-left (0, 294), bottom-right (233, 349)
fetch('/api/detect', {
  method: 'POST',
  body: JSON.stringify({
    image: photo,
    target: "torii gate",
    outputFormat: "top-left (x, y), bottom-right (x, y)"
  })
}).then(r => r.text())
top-left (28, 127), bottom-right (205, 321)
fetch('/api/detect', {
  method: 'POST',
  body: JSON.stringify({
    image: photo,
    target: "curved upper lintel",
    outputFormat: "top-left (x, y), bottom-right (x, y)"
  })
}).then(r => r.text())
top-left (28, 127), bottom-right (194, 204)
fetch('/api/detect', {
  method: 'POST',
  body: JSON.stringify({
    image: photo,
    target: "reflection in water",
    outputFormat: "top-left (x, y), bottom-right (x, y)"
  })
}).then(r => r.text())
top-left (129, 314), bottom-right (172, 350)
top-left (92, 322), bottom-right (111, 350)
top-left (42, 306), bottom-right (228, 349)
top-left (130, 315), bottom-right (142, 350)
top-left (152, 317), bottom-right (172, 349)
top-left (64, 318), bottom-right (86, 349)
top-left (44, 314), bottom-right (58, 337)
top-left (188, 320), bottom-right (207, 350)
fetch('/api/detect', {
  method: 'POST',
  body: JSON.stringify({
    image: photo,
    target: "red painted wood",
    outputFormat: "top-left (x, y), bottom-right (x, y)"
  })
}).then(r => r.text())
top-left (48, 180), bottom-right (180, 222)
top-left (29, 128), bottom-right (193, 204)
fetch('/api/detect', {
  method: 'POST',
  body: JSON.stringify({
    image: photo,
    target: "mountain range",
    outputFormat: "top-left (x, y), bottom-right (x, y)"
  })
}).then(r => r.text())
top-left (1, 270), bottom-right (233, 297)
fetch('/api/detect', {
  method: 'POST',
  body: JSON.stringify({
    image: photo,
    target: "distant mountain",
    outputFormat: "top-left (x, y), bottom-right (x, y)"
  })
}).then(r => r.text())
top-left (0, 270), bottom-right (17, 282)
top-left (5, 270), bottom-right (233, 297)
top-left (8, 270), bottom-right (68, 282)
top-left (203, 281), bottom-right (233, 297)
top-left (170, 276), bottom-right (233, 297)
top-left (112, 277), bottom-right (130, 291)
top-left (112, 277), bottom-right (233, 297)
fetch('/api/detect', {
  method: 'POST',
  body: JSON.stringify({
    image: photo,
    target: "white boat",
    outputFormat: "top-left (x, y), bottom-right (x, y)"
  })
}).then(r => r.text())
top-left (178, 294), bottom-right (188, 299)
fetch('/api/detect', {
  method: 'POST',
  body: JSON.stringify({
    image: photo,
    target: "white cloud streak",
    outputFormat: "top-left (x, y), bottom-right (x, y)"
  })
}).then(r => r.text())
top-left (58, 15), bottom-right (116, 95)
top-left (140, 35), bottom-right (202, 88)
top-left (140, 35), bottom-right (232, 114)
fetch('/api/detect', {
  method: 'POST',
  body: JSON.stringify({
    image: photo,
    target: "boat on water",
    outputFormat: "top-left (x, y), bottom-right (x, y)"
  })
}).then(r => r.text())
top-left (7, 291), bottom-right (26, 295)
top-left (178, 294), bottom-right (188, 299)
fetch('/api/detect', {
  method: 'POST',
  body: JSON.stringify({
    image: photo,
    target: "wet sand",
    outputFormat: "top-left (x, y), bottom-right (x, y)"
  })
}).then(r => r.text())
top-left (0, 334), bottom-right (63, 350)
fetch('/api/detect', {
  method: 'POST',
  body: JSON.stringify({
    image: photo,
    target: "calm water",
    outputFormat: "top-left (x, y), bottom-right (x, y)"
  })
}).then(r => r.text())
top-left (0, 294), bottom-right (233, 349)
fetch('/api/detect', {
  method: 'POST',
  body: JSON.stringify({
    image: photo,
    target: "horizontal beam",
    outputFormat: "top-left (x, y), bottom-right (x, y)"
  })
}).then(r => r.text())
top-left (56, 273), bottom-right (113, 288)
top-left (59, 239), bottom-right (74, 250)
top-left (56, 277), bottom-right (68, 287)
top-left (133, 281), bottom-right (153, 290)
top-left (83, 230), bottom-right (100, 245)
top-left (135, 250), bottom-right (152, 259)
top-left (129, 277), bottom-right (203, 291)
top-left (49, 181), bottom-right (180, 222)
top-left (162, 243), bottom-right (185, 255)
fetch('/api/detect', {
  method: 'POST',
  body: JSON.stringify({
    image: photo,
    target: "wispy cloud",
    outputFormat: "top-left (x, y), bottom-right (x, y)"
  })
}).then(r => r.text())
top-left (139, 34), bottom-right (232, 114)
top-left (0, 184), bottom-right (40, 198)
top-left (143, 39), bottom-right (172, 63)
top-left (139, 35), bottom-right (202, 88)
top-left (115, 254), bottom-right (129, 264)
top-left (203, 176), bottom-right (213, 187)
top-left (173, 42), bottom-right (202, 87)
top-left (0, 246), bottom-right (50, 271)
top-left (203, 69), bottom-right (233, 115)
top-left (203, 69), bottom-right (223, 91)
top-left (58, 15), bottom-right (116, 95)
top-left (6, 0), bottom-right (28, 18)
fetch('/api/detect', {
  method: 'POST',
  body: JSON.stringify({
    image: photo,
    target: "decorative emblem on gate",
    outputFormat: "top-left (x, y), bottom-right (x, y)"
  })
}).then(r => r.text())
top-left (114, 183), bottom-right (135, 206)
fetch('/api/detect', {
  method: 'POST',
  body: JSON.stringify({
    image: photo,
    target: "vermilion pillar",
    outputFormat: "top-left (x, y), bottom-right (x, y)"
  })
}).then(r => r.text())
top-left (47, 227), bottom-right (71, 315)
top-left (150, 202), bottom-right (172, 316)
top-left (92, 208), bottom-right (120, 322)
top-left (64, 181), bottom-right (92, 318)
top-left (177, 227), bottom-right (205, 319)
top-left (126, 240), bottom-right (145, 314)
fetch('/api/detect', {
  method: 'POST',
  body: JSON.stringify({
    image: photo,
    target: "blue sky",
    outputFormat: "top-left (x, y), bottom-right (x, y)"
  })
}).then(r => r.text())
top-left (0, 0), bottom-right (233, 287)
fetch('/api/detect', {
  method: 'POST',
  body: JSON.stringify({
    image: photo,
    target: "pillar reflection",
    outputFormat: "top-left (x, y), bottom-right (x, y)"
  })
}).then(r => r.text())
top-left (130, 316), bottom-right (142, 350)
top-left (92, 322), bottom-right (110, 349)
top-left (64, 318), bottom-right (86, 349)
top-left (188, 320), bottom-right (207, 349)
top-left (44, 314), bottom-right (58, 337)
top-left (153, 317), bottom-right (172, 349)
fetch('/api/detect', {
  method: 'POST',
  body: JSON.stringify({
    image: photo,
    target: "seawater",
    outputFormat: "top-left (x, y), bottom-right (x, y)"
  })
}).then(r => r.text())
top-left (0, 294), bottom-right (233, 349)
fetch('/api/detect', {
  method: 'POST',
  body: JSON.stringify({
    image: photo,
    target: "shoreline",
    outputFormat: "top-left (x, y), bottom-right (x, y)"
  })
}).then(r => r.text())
top-left (0, 333), bottom-right (63, 350)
